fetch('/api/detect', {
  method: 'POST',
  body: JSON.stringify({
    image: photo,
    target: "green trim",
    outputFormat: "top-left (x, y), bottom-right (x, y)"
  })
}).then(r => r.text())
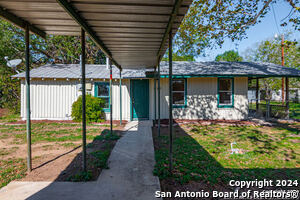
top-left (217, 78), bottom-right (234, 108)
top-left (130, 81), bottom-right (132, 121)
top-left (159, 74), bottom-right (299, 78)
top-left (130, 79), bottom-right (149, 121)
top-left (94, 82), bottom-right (110, 112)
top-left (172, 78), bottom-right (187, 108)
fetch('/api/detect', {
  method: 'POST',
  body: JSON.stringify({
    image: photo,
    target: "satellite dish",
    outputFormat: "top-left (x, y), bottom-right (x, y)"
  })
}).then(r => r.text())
top-left (4, 56), bottom-right (22, 73)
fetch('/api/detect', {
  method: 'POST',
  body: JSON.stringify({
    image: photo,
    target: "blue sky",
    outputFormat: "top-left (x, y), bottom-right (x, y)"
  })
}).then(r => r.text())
top-left (196, 1), bottom-right (299, 61)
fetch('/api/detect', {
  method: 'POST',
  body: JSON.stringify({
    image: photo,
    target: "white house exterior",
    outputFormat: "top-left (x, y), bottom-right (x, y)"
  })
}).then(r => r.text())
top-left (19, 77), bottom-right (248, 121)
top-left (14, 61), bottom-right (300, 121)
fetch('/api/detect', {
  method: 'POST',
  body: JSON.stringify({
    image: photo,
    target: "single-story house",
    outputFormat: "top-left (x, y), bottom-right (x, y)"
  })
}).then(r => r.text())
top-left (13, 61), bottom-right (300, 121)
top-left (248, 89), bottom-right (300, 103)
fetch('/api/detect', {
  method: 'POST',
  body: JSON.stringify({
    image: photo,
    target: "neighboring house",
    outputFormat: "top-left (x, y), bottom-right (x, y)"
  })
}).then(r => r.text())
top-left (248, 89), bottom-right (300, 103)
top-left (13, 61), bottom-right (300, 121)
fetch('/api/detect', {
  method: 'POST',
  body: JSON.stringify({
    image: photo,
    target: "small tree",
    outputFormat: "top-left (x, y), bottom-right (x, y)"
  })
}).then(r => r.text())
top-left (71, 95), bottom-right (105, 122)
top-left (215, 50), bottom-right (243, 62)
top-left (245, 35), bottom-right (300, 99)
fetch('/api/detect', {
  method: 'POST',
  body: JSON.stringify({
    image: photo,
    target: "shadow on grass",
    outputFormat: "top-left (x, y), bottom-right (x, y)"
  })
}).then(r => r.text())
top-left (152, 122), bottom-right (299, 194)
top-left (54, 129), bottom-right (124, 182)
top-left (19, 127), bottom-right (127, 200)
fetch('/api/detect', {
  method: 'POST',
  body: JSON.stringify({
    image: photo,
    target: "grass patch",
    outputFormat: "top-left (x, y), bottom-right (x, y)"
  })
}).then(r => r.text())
top-left (153, 123), bottom-right (300, 186)
top-left (90, 150), bottom-right (110, 169)
top-left (0, 147), bottom-right (19, 156)
top-left (0, 159), bottom-right (26, 188)
top-left (0, 111), bottom-right (19, 123)
top-left (249, 102), bottom-right (300, 119)
top-left (60, 142), bottom-right (77, 148)
top-left (1, 124), bottom-right (105, 144)
top-left (67, 171), bottom-right (92, 182)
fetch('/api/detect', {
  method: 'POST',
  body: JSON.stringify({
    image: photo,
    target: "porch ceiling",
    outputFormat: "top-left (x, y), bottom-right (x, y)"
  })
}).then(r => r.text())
top-left (0, 0), bottom-right (192, 69)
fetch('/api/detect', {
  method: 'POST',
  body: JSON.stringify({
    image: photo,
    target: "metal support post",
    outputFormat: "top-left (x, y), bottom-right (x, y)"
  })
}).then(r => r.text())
top-left (256, 78), bottom-right (259, 112)
top-left (168, 29), bottom-right (173, 172)
top-left (120, 70), bottom-right (122, 125)
top-left (25, 24), bottom-right (32, 172)
top-left (81, 28), bottom-right (87, 172)
top-left (110, 60), bottom-right (113, 134)
top-left (158, 62), bottom-right (161, 137)
top-left (154, 69), bottom-right (157, 124)
top-left (286, 77), bottom-right (289, 119)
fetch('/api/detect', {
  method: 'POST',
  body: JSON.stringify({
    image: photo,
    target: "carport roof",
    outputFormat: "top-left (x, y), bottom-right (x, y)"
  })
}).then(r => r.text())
top-left (0, 0), bottom-right (192, 69)
top-left (12, 61), bottom-right (300, 79)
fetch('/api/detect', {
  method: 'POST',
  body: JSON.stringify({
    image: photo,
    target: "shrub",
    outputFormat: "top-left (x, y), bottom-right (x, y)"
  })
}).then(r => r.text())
top-left (71, 95), bottom-right (105, 122)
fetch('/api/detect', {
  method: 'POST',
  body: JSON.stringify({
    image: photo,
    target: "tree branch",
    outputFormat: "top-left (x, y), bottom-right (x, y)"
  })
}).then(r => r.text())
top-left (286, 0), bottom-right (299, 10)
top-left (241, 0), bottom-right (273, 28)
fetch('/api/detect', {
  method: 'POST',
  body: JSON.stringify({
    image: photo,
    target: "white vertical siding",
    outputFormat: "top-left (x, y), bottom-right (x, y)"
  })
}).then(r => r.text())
top-left (20, 77), bottom-right (248, 121)
top-left (21, 79), bottom-right (78, 120)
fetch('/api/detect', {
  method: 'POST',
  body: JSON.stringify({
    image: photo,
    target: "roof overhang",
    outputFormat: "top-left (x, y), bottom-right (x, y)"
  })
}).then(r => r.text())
top-left (0, 0), bottom-right (192, 69)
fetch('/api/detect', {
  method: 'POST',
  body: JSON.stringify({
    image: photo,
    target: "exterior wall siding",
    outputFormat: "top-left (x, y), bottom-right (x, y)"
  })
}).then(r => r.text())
top-left (150, 77), bottom-right (248, 120)
top-left (21, 79), bottom-right (131, 121)
top-left (20, 77), bottom-right (248, 121)
top-left (91, 79), bottom-right (131, 121)
top-left (21, 79), bottom-right (79, 120)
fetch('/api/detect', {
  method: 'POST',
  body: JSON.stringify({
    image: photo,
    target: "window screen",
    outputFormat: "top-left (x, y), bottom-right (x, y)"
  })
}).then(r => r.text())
top-left (172, 79), bottom-right (185, 106)
top-left (218, 78), bottom-right (233, 106)
top-left (96, 82), bottom-right (109, 109)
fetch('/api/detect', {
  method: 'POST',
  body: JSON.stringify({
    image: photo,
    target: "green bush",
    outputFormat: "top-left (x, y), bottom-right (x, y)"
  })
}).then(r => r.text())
top-left (71, 95), bottom-right (105, 122)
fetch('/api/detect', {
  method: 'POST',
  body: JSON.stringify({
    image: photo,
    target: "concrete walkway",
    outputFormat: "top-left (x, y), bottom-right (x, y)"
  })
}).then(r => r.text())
top-left (0, 121), bottom-right (161, 200)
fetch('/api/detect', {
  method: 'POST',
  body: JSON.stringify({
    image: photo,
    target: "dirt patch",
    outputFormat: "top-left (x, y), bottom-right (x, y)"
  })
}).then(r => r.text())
top-left (21, 129), bottom-right (125, 182)
top-left (0, 109), bottom-right (9, 118)
top-left (0, 121), bottom-right (126, 186)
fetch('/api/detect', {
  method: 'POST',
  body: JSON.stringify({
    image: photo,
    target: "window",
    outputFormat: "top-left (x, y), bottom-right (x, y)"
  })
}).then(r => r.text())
top-left (172, 79), bottom-right (186, 107)
top-left (218, 78), bottom-right (234, 108)
top-left (95, 82), bottom-right (110, 110)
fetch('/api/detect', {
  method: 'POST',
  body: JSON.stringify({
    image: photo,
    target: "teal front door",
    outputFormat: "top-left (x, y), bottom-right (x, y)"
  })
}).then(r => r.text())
top-left (131, 79), bottom-right (149, 120)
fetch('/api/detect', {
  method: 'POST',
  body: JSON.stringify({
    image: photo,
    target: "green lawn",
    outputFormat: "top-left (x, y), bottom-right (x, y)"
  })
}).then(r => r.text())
top-left (153, 123), bottom-right (300, 187)
top-left (249, 101), bottom-right (300, 119)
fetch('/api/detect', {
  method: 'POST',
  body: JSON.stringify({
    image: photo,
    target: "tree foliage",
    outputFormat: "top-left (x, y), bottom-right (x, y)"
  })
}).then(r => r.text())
top-left (245, 35), bottom-right (300, 98)
top-left (0, 19), bottom-right (105, 112)
top-left (215, 50), bottom-right (243, 62)
top-left (162, 50), bottom-right (195, 61)
top-left (176, 0), bottom-right (299, 56)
